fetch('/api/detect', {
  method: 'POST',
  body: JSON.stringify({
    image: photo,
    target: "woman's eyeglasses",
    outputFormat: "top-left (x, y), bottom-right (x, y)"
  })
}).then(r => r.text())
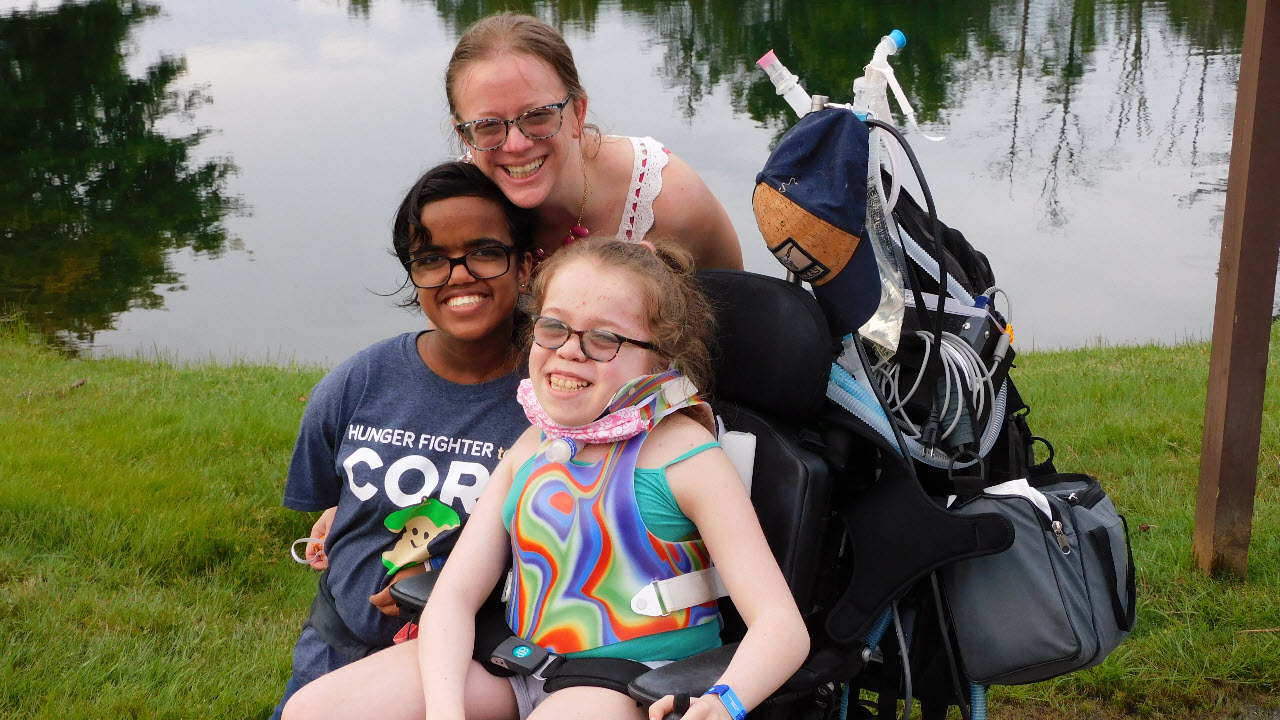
top-left (403, 245), bottom-right (517, 289)
top-left (455, 95), bottom-right (573, 152)
top-left (531, 315), bottom-right (656, 363)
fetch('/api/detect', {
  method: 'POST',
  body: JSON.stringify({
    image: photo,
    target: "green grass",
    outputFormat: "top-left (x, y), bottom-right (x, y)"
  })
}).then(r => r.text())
top-left (0, 329), bottom-right (325, 719)
top-left (986, 325), bottom-right (1280, 718)
top-left (1, 323), bottom-right (1277, 718)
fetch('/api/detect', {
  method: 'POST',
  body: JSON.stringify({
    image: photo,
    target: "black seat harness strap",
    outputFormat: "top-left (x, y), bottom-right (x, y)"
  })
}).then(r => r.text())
top-left (542, 657), bottom-right (653, 694)
top-left (476, 601), bottom-right (650, 695)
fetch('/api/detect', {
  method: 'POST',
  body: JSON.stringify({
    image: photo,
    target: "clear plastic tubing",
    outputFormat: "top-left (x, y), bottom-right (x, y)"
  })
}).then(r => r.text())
top-left (756, 49), bottom-right (812, 118)
top-left (853, 30), bottom-right (906, 122)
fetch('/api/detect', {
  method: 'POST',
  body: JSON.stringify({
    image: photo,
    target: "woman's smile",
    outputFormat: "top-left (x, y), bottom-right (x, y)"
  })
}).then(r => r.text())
top-left (413, 196), bottom-right (526, 344)
top-left (452, 53), bottom-right (578, 209)
top-left (503, 157), bottom-right (546, 179)
top-left (442, 292), bottom-right (487, 309)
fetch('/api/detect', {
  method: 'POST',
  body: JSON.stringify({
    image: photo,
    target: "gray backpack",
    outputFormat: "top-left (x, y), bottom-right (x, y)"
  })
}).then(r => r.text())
top-left (940, 472), bottom-right (1136, 685)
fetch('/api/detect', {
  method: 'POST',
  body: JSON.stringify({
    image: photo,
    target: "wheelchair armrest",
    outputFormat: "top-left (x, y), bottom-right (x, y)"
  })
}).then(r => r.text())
top-left (627, 643), bottom-right (738, 704)
top-left (388, 570), bottom-right (440, 617)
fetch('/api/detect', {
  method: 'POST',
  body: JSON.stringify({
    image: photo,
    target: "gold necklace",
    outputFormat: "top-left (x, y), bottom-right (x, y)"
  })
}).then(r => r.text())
top-left (533, 161), bottom-right (591, 267)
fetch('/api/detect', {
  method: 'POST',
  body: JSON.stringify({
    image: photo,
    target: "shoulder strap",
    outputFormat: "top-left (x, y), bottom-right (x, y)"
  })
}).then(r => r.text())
top-left (660, 441), bottom-right (722, 469)
top-left (618, 136), bottom-right (668, 242)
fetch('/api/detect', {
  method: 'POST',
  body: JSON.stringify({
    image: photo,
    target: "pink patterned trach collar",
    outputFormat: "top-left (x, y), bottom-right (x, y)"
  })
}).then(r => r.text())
top-left (516, 370), bottom-right (702, 446)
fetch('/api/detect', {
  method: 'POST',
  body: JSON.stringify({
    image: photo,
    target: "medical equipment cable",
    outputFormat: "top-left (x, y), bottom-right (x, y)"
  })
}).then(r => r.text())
top-left (872, 329), bottom-right (998, 444)
top-left (892, 601), bottom-right (914, 720)
top-left (864, 118), bottom-right (949, 449)
top-left (930, 573), bottom-right (971, 720)
top-left (982, 286), bottom-right (1012, 328)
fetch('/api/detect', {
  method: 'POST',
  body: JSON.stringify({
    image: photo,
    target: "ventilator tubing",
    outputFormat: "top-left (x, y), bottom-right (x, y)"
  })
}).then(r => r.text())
top-left (826, 349), bottom-right (901, 453)
top-left (900, 225), bottom-right (975, 304)
top-left (828, 365), bottom-right (900, 452)
top-left (971, 683), bottom-right (988, 720)
top-left (852, 31), bottom-right (945, 141)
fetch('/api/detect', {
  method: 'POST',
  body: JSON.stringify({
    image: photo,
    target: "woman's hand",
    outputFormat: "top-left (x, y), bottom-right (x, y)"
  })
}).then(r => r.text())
top-left (648, 694), bottom-right (732, 720)
top-left (369, 564), bottom-right (428, 617)
top-left (307, 506), bottom-right (337, 570)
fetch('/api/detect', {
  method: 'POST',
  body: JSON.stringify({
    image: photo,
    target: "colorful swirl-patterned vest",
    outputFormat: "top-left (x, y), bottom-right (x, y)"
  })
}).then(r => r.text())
top-left (506, 431), bottom-right (720, 654)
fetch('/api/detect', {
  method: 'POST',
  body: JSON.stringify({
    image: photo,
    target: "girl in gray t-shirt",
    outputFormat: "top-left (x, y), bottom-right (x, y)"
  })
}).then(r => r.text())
top-left (270, 162), bottom-right (536, 718)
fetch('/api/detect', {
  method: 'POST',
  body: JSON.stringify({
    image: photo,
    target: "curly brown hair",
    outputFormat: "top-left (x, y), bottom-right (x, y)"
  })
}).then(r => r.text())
top-left (527, 236), bottom-right (716, 393)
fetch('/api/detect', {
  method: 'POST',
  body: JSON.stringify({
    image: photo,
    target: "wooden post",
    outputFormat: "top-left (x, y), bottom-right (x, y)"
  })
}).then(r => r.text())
top-left (1193, 0), bottom-right (1280, 578)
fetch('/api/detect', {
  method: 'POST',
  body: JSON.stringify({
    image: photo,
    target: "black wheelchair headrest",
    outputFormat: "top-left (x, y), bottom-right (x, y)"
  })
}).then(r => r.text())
top-left (697, 270), bottom-right (837, 424)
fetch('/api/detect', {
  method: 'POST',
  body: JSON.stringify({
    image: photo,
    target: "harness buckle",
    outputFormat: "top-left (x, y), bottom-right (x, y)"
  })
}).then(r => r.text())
top-left (531, 654), bottom-right (562, 681)
top-left (630, 579), bottom-right (673, 617)
top-left (652, 580), bottom-right (672, 617)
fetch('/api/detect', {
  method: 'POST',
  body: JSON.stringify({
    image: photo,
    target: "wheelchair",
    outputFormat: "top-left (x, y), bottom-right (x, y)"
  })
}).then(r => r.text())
top-left (392, 268), bottom-right (1014, 720)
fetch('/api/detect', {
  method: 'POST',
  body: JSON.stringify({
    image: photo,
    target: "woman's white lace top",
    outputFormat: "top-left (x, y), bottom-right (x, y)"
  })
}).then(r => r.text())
top-left (615, 136), bottom-right (668, 243)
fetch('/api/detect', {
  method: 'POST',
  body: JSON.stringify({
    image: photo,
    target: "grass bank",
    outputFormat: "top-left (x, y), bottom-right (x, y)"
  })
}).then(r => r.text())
top-left (1, 325), bottom-right (1277, 719)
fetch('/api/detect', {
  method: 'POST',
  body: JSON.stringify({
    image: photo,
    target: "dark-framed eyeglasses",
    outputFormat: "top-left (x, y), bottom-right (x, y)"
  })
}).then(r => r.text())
top-left (403, 245), bottom-right (518, 289)
top-left (531, 315), bottom-right (657, 363)
top-left (455, 95), bottom-right (573, 152)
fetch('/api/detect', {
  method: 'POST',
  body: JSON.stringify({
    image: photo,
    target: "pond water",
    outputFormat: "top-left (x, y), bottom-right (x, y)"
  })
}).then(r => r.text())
top-left (0, 0), bottom-right (1253, 365)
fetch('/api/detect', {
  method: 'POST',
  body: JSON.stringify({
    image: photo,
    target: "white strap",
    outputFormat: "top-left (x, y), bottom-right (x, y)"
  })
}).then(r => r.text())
top-left (878, 63), bottom-right (946, 142)
top-left (630, 567), bottom-right (729, 617)
top-left (290, 537), bottom-right (325, 564)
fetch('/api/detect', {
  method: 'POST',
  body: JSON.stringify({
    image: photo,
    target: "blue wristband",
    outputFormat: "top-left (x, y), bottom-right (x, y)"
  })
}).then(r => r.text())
top-left (703, 684), bottom-right (747, 720)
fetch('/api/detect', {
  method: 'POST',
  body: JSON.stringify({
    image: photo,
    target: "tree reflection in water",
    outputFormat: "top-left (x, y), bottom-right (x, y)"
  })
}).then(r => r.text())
top-left (2, 0), bottom-right (1252, 353)
top-left (0, 0), bottom-right (242, 354)
top-left (425, 0), bottom-right (1243, 227)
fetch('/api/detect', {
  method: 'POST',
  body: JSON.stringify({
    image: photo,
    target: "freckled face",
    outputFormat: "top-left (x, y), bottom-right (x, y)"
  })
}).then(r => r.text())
top-left (452, 53), bottom-right (584, 210)
top-left (529, 259), bottom-right (662, 427)
top-left (414, 195), bottom-right (530, 344)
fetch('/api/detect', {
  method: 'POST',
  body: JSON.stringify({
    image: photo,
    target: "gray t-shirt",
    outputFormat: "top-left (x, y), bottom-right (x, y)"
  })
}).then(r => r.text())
top-left (284, 331), bottom-right (529, 651)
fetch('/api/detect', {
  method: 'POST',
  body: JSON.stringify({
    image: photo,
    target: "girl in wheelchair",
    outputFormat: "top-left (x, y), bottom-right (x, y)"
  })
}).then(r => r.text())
top-left (284, 237), bottom-right (807, 720)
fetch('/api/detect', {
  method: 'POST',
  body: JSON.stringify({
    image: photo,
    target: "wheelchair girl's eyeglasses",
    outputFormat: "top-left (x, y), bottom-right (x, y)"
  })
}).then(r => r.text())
top-left (403, 245), bottom-right (518, 289)
top-left (531, 315), bottom-right (657, 363)
top-left (455, 95), bottom-right (573, 152)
